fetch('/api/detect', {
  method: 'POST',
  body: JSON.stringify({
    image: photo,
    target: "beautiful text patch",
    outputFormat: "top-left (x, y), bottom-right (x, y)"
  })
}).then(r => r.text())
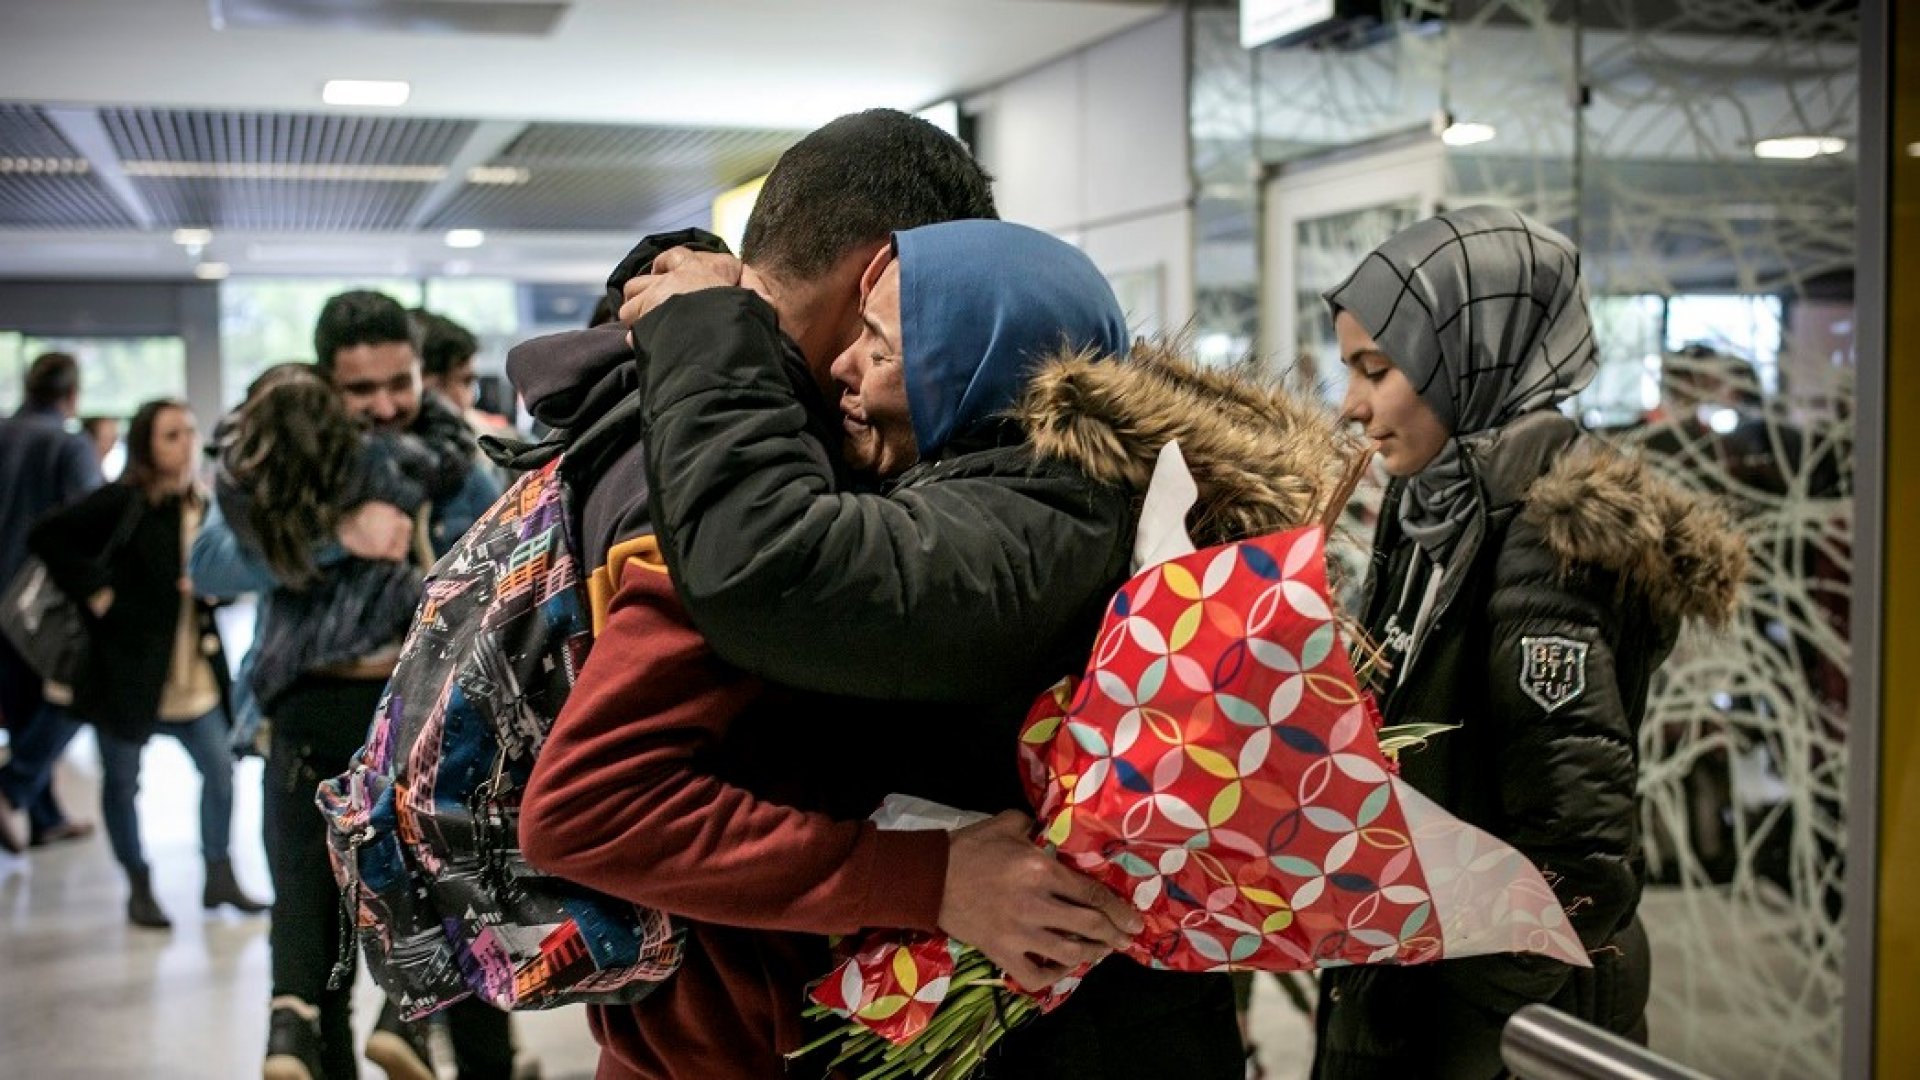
top-left (1519, 635), bottom-right (1588, 713)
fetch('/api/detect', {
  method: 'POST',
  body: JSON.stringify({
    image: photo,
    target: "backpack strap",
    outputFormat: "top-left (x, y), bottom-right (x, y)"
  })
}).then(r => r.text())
top-left (586, 532), bottom-right (668, 635)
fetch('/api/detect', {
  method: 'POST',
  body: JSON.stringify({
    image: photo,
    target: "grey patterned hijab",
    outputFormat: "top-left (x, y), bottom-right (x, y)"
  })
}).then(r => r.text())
top-left (1324, 205), bottom-right (1599, 561)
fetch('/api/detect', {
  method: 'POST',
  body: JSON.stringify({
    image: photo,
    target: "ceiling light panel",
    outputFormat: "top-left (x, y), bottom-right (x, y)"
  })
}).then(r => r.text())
top-left (1441, 121), bottom-right (1498, 147)
top-left (1752, 135), bottom-right (1847, 159)
top-left (0, 157), bottom-right (90, 174)
top-left (321, 80), bottom-right (412, 108)
top-left (465, 165), bottom-right (531, 185)
top-left (123, 162), bottom-right (448, 181)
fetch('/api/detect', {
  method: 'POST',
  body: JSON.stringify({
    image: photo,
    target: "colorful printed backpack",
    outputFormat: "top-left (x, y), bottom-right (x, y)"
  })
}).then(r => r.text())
top-left (316, 396), bottom-right (684, 1019)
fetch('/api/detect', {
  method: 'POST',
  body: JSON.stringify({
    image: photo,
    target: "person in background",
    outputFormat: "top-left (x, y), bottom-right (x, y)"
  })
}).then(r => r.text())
top-left (0, 351), bottom-right (101, 855)
top-left (1611, 345), bottom-right (1846, 905)
top-left (193, 292), bottom-right (512, 1080)
top-left (411, 307), bottom-right (515, 495)
top-left (27, 397), bottom-right (266, 927)
top-left (1310, 206), bottom-right (1747, 1078)
top-left (192, 362), bottom-right (322, 763)
top-left (80, 413), bottom-right (123, 478)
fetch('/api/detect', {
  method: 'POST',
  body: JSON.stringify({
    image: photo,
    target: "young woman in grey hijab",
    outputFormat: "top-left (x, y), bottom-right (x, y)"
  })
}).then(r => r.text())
top-left (1310, 206), bottom-right (1747, 1079)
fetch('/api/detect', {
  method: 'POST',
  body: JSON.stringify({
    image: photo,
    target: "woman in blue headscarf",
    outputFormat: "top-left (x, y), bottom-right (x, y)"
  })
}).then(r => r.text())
top-left (526, 219), bottom-right (1349, 1079)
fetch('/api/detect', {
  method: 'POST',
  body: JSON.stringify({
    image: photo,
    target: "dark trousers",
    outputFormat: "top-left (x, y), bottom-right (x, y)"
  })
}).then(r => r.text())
top-left (97, 707), bottom-right (233, 875)
top-left (0, 641), bottom-right (81, 834)
top-left (264, 675), bottom-right (516, 1079)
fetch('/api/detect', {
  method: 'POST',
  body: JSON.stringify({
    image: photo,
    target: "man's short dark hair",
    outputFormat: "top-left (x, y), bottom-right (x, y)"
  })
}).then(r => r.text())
top-left (740, 108), bottom-right (997, 281)
top-left (23, 351), bottom-right (80, 407)
top-left (409, 308), bottom-right (479, 378)
top-left (314, 289), bottom-right (414, 374)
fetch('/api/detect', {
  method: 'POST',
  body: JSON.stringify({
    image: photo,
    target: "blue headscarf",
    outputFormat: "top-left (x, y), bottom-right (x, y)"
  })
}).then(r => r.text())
top-left (893, 220), bottom-right (1130, 458)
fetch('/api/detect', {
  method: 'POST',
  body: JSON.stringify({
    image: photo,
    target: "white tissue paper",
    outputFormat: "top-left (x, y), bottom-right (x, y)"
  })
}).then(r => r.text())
top-left (1131, 440), bottom-right (1200, 574)
top-left (871, 793), bottom-right (992, 833)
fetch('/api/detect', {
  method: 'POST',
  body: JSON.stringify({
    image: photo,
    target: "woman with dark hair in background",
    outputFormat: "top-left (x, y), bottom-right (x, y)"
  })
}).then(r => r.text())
top-left (28, 397), bottom-right (266, 928)
top-left (1309, 206), bottom-right (1747, 1078)
top-left (207, 360), bottom-right (526, 1080)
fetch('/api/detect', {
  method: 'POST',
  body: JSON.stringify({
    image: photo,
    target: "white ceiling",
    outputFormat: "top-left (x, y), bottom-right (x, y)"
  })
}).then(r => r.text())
top-left (0, 0), bottom-right (1163, 128)
top-left (0, 0), bottom-right (1168, 281)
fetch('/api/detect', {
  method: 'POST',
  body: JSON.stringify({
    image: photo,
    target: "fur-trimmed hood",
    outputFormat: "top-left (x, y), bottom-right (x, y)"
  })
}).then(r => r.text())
top-left (1523, 443), bottom-right (1748, 628)
top-left (1464, 410), bottom-right (1746, 628)
top-left (1011, 341), bottom-right (1355, 549)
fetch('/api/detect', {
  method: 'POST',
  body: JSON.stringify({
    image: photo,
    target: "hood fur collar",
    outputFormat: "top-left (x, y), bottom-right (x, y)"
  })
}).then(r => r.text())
top-left (1523, 442), bottom-right (1748, 628)
top-left (1464, 411), bottom-right (1745, 627)
top-left (1012, 342), bottom-right (1353, 549)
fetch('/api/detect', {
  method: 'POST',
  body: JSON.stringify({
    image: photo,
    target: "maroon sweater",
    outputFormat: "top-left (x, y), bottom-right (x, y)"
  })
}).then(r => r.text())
top-left (520, 558), bottom-right (950, 1079)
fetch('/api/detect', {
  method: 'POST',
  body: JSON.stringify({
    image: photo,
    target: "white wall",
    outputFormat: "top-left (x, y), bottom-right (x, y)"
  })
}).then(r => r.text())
top-left (966, 11), bottom-right (1194, 338)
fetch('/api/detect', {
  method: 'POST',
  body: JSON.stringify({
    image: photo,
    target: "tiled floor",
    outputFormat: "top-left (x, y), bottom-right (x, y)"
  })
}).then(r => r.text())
top-left (0, 732), bottom-right (606, 1080)
top-left (0, 732), bottom-right (1314, 1080)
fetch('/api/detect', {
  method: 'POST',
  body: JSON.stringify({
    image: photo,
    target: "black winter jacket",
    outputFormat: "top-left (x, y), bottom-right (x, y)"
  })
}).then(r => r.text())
top-left (630, 286), bottom-right (1352, 1078)
top-left (1312, 412), bottom-right (1746, 1080)
top-left (638, 288), bottom-right (1134, 709)
top-left (29, 483), bottom-right (232, 742)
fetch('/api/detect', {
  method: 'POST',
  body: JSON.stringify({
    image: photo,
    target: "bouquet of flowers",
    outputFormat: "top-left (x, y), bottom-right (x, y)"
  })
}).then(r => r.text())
top-left (795, 447), bottom-right (1588, 1079)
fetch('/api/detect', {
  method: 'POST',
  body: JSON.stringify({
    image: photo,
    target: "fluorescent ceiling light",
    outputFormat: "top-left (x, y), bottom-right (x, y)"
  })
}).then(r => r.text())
top-left (1908, 141), bottom-right (1920, 157)
top-left (322, 79), bottom-right (411, 107)
top-left (172, 228), bottom-right (213, 246)
top-left (1753, 136), bottom-right (1846, 160)
top-left (122, 162), bottom-right (446, 182)
top-left (194, 262), bottom-right (230, 280)
top-left (444, 228), bottom-right (486, 249)
top-left (466, 165), bottom-right (530, 186)
top-left (1441, 121), bottom-right (1497, 148)
top-left (0, 156), bottom-right (90, 174)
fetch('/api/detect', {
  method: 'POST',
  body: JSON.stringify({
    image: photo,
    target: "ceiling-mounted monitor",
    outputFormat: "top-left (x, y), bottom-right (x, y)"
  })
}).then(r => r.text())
top-left (1241, 0), bottom-right (1386, 50)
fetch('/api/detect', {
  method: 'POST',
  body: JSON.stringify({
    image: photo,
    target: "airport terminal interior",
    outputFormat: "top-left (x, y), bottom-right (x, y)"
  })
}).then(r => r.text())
top-left (0, 1), bottom-right (1913, 1078)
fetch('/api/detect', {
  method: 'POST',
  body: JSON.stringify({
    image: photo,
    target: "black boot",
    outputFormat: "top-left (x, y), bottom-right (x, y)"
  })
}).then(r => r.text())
top-left (127, 869), bottom-right (171, 929)
top-left (365, 999), bottom-right (436, 1080)
top-left (204, 857), bottom-right (270, 913)
top-left (264, 999), bottom-right (326, 1080)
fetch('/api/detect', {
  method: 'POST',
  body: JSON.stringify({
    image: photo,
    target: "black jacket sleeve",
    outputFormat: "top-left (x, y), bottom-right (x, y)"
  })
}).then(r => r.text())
top-left (633, 287), bottom-right (1132, 704)
top-left (406, 394), bottom-right (477, 502)
top-left (1435, 515), bottom-right (1642, 1013)
top-left (28, 482), bottom-right (140, 602)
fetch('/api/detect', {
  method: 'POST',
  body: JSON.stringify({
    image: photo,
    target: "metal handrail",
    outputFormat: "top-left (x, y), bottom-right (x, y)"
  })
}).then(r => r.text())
top-left (1501, 1005), bottom-right (1718, 1080)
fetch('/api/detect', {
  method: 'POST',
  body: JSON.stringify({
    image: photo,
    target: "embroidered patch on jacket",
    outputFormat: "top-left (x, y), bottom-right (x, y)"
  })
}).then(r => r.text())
top-left (1519, 635), bottom-right (1588, 714)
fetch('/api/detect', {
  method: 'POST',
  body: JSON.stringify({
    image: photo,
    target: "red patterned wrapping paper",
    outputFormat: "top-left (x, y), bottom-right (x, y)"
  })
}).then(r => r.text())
top-left (812, 525), bottom-right (1587, 1046)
